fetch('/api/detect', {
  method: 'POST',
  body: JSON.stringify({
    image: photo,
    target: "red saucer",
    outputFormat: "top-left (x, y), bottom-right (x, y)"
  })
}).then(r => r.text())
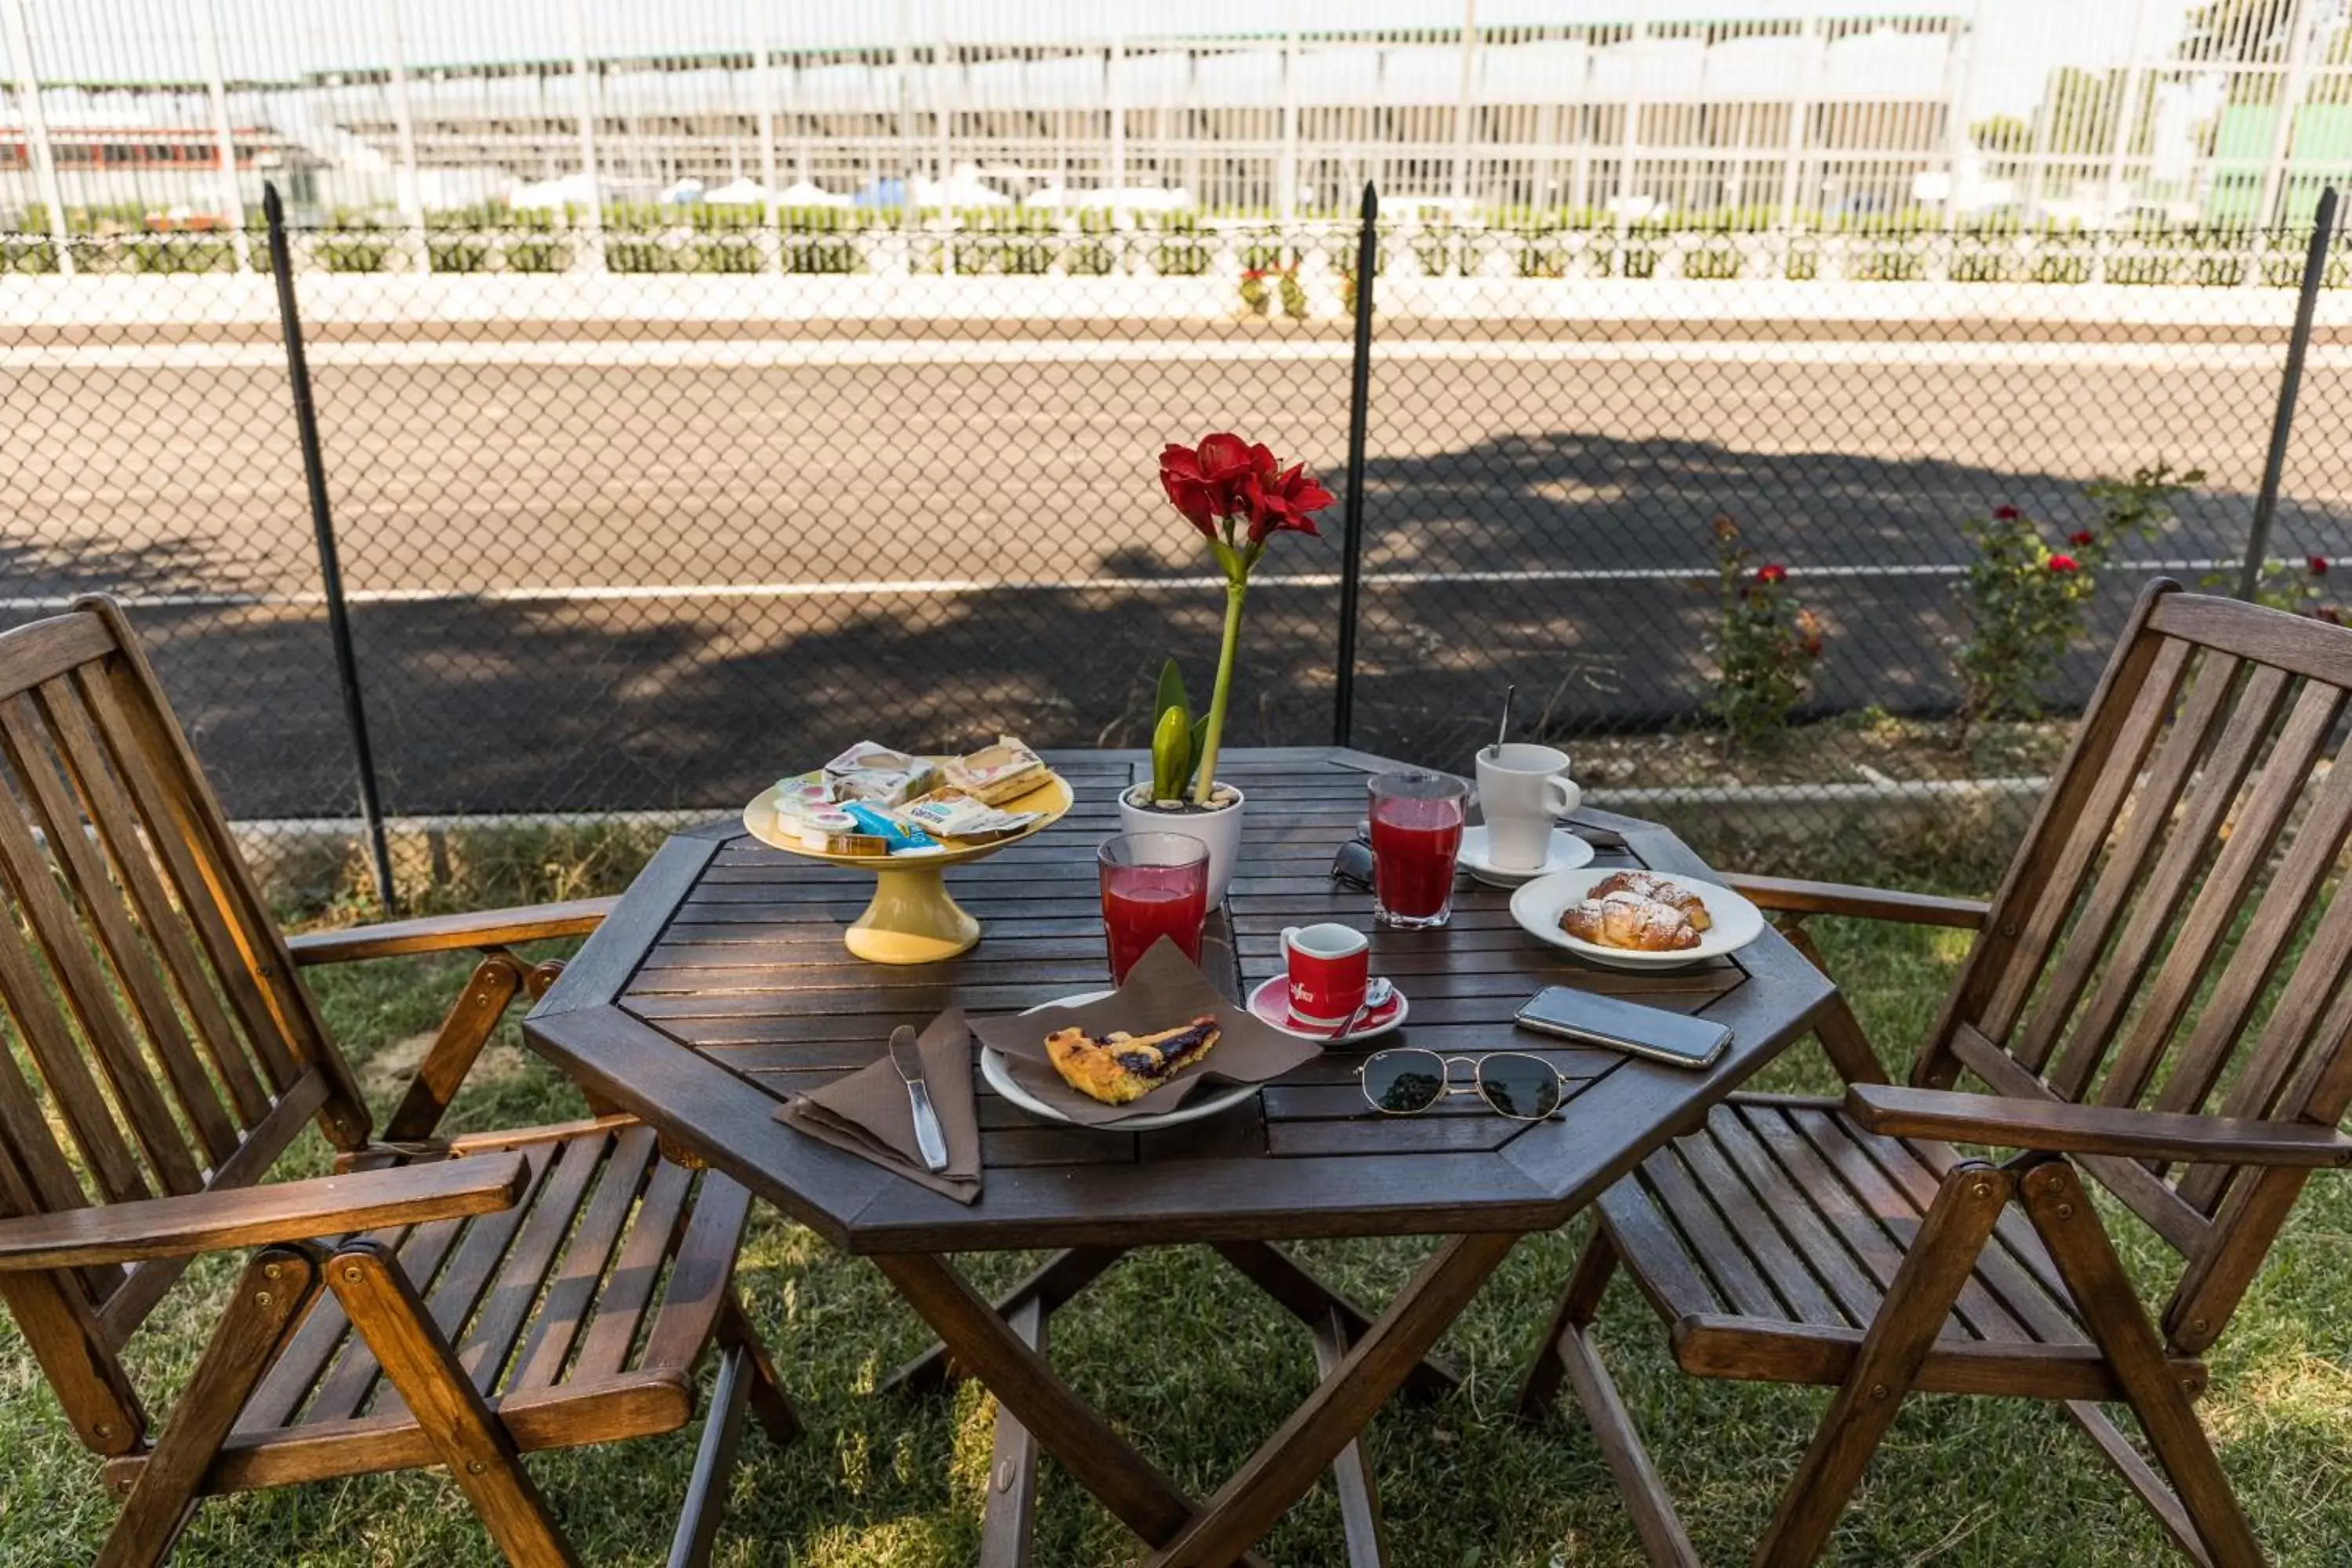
top-left (1245, 975), bottom-right (1409, 1044)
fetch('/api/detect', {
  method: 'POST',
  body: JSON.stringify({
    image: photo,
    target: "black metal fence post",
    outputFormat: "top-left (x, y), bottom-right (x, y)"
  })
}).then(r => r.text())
top-left (2241, 184), bottom-right (2337, 601)
top-left (1332, 181), bottom-right (1377, 746)
top-left (263, 183), bottom-right (397, 912)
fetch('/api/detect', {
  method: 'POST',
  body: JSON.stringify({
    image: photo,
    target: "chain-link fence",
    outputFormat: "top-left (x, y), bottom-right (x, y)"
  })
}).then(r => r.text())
top-left (6, 200), bottom-right (2348, 898)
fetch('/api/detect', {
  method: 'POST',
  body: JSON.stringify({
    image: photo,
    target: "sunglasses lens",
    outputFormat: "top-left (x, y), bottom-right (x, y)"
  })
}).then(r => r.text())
top-left (1478, 1054), bottom-right (1563, 1120)
top-left (1362, 1050), bottom-right (1446, 1115)
top-left (1330, 839), bottom-right (1374, 889)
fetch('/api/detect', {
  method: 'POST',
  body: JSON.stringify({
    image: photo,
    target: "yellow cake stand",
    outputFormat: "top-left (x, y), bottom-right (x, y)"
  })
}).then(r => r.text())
top-left (741, 768), bottom-right (1075, 965)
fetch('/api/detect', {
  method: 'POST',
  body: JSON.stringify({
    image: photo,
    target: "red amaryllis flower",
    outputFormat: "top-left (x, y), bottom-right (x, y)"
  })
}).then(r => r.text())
top-left (2310, 554), bottom-right (2331, 576)
top-left (1755, 563), bottom-right (1788, 585)
top-left (1243, 458), bottom-right (1336, 542)
top-left (2049, 554), bottom-right (2080, 574)
top-left (1993, 505), bottom-right (2021, 521)
top-left (1158, 433), bottom-right (1257, 539)
top-left (2068, 530), bottom-right (2095, 547)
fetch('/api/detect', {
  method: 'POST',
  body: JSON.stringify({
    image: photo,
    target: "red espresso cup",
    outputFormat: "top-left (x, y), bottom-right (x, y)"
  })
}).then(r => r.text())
top-left (1279, 922), bottom-right (1370, 1027)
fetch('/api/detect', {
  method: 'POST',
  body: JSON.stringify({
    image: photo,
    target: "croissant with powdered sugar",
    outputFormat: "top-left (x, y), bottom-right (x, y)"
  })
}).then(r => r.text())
top-left (1561, 890), bottom-right (1701, 952)
top-left (1587, 870), bottom-right (1712, 933)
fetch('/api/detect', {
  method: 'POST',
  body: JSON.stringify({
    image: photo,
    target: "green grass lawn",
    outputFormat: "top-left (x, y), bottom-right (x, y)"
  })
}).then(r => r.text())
top-left (6, 913), bottom-right (2351, 1565)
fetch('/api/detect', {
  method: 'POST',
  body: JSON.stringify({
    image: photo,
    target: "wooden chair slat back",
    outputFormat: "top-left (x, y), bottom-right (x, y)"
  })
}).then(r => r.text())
top-left (0, 603), bottom-right (373, 1438)
top-left (1917, 582), bottom-right (2352, 1351)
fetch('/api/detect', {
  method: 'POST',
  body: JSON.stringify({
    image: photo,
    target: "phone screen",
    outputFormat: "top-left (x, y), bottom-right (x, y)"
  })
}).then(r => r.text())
top-left (1513, 985), bottom-right (1732, 1070)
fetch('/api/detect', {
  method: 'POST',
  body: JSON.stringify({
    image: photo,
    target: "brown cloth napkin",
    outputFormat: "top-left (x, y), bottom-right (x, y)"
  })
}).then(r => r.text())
top-left (775, 1009), bottom-right (982, 1203)
top-left (969, 938), bottom-right (1323, 1127)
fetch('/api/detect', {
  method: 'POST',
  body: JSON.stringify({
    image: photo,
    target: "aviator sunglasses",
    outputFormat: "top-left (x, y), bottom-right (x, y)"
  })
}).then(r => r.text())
top-left (1357, 1047), bottom-right (1571, 1121)
top-left (1330, 820), bottom-right (1374, 891)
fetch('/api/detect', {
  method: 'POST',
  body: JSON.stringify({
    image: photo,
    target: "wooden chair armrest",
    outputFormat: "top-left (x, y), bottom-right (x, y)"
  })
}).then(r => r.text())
top-left (1718, 873), bottom-right (1990, 930)
top-left (0, 1152), bottom-right (531, 1272)
top-left (285, 897), bottom-right (617, 965)
top-left (1846, 1084), bottom-right (2352, 1168)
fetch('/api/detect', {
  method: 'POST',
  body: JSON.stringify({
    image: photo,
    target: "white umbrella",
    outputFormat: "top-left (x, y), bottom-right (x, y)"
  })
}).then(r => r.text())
top-left (509, 173), bottom-right (602, 211)
top-left (775, 180), bottom-right (853, 209)
top-left (703, 178), bottom-right (772, 206)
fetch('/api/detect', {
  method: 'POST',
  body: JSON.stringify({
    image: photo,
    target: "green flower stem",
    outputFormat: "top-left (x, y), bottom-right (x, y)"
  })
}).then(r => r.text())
top-left (1192, 575), bottom-right (1249, 806)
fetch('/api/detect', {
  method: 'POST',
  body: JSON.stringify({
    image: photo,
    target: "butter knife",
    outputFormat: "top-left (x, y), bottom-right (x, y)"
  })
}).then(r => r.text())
top-left (889, 1025), bottom-right (950, 1174)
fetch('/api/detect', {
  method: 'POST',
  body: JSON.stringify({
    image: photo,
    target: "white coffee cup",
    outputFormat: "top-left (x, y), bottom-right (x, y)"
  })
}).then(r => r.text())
top-left (1475, 742), bottom-right (1581, 872)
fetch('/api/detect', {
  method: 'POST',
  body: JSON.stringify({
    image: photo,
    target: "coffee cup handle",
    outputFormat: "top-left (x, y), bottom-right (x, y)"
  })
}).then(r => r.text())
top-left (1544, 776), bottom-right (1581, 818)
top-left (1279, 926), bottom-right (1301, 951)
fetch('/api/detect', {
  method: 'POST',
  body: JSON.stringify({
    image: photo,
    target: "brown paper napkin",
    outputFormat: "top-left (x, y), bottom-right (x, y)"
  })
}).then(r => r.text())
top-left (969, 938), bottom-right (1323, 1127)
top-left (775, 1009), bottom-right (982, 1203)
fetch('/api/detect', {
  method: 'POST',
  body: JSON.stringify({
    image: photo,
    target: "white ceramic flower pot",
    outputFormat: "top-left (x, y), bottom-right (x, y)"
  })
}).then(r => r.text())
top-left (1120, 782), bottom-right (1247, 906)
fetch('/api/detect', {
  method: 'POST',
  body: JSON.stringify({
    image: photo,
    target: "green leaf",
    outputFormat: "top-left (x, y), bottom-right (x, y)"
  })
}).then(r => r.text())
top-left (1186, 713), bottom-right (1212, 788)
top-left (1154, 657), bottom-right (1190, 727)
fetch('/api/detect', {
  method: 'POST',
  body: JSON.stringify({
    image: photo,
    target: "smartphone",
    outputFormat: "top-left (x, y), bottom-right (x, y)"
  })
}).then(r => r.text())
top-left (1513, 985), bottom-right (1732, 1070)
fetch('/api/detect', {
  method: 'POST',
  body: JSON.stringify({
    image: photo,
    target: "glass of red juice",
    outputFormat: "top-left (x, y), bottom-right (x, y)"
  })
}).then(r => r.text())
top-left (1367, 771), bottom-right (1469, 929)
top-left (1097, 832), bottom-right (1210, 985)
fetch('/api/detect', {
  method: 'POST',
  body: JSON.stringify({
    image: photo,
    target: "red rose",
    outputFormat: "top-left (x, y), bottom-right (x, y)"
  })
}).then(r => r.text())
top-left (1993, 505), bottom-right (2021, 521)
top-left (2049, 554), bottom-right (2080, 574)
top-left (1755, 563), bottom-right (1788, 585)
top-left (1243, 457), bottom-right (1337, 542)
top-left (2316, 606), bottom-right (2343, 625)
top-left (2310, 555), bottom-right (2331, 576)
top-left (2068, 530), bottom-right (2095, 547)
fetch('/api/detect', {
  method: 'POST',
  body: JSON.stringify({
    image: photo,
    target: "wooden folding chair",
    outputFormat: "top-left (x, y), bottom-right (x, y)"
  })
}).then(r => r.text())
top-left (1516, 581), bottom-right (2352, 1567)
top-left (0, 597), bottom-right (798, 1567)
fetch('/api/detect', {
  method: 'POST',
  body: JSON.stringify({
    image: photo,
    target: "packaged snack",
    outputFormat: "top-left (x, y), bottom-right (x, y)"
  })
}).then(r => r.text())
top-left (813, 828), bottom-right (891, 857)
top-left (771, 771), bottom-right (841, 822)
top-left (822, 742), bottom-right (942, 807)
top-left (840, 800), bottom-right (939, 854)
top-left (784, 806), bottom-right (861, 851)
top-left (944, 736), bottom-right (1049, 806)
top-left (898, 789), bottom-right (1042, 842)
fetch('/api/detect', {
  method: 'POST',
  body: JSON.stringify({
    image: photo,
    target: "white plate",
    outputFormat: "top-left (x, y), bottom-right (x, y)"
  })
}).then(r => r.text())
top-left (1459, 826), bottom-right (1595, 887)
top-left (977, 990), bottom-right (1262, 1132)
top-left (1244, 975), bottom-right (1409, 1044)
top-left (1509, 869), bottom-right (1765, 970)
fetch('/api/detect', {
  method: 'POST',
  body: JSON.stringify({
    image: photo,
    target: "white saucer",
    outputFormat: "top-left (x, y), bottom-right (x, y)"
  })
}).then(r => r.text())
top-left (1245, 975), bottom-right (1410, 1044)
top-left (1460, 826), bottom-right (1595, 887)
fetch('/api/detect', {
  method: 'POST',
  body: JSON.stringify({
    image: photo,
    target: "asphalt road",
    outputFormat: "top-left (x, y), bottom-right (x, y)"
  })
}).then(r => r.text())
top-left (6, 337), bottom-right (2347, 822)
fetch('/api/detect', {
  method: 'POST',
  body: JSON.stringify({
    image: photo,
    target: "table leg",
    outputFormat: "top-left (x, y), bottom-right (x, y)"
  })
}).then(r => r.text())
top-left (1311, 1306), bottom-right (1389, 1568)
top-left (869, 1250), bottom-right (1274, 1568)
top-left (1211, 1240), bottom-right (1461, 1401)
top-left (977, 1298), bottom-right (1048, 1568)
top-left (880, 1246), bottom-right (1126, 1396)
top-left (1142, 1232), bottom-right (1525, 1568)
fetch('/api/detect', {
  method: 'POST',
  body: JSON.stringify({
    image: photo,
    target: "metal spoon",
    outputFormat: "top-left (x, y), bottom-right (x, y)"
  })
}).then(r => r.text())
top-left (1332, 976), bottom-right (1396, 1042)
top-left (1488, 684), bottom-right (1515, 759)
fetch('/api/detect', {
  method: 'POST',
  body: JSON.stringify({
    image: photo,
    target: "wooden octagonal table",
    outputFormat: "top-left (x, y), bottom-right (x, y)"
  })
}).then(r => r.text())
top-left (526, 746), bottom-right (1835, 1566)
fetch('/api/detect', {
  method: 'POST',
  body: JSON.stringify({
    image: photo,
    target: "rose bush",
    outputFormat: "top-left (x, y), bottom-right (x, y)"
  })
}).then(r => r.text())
top-left (1709, 516), bottom-right (1824, 753)
top-left (1954, 462), bottom-right (2200, 733)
